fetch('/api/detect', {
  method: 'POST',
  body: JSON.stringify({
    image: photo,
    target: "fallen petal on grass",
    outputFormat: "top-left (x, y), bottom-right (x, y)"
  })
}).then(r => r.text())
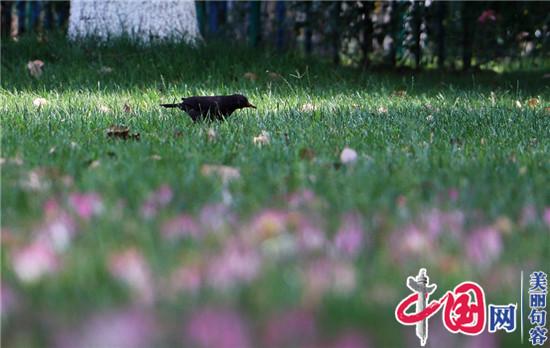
top-left (33, 97), bottom-right (47, 107)
top-left (186, 308), bottom-right (252, 348)
top-left (56, 307), bottom-right (156, 348)
top-left (169, 263), bottom-right (202, 295)
top-left (87, 159), bottom-right (101, 169)
top-left (465, 226), bottom-right (502, 269)
top-left (392, 90), bottom-right (407, 97)
top-left (206, 240), bottom-right (261, 289)
top-left (161, 214), bottom-right (200, 240)
top-left (99, 66), bottom-right (113, 74)
top-left (527, 97), bottom-right (540, 108)
top-left (27, 60), bottom-right (44, 78)
top-left (99, 105), bottom-right (112, 113)
top-left (253, 130), bottom-right (270, 146)
top-left (0, 284), bottom-right (19, 319)
top-left (106, 125), bottom-right (140, 140)
top-left (37, 208), bottom-right (77, 252)
top-left (299, 147), bottom-right (315, 161)
top-left (334, 213), bottom-right (365, 258)
top-left (247, 209), bottom-right (289, 242)
top-left (268, 71), bottom-right (282, 80)
top-left (12, 240), bottom-right (60, 283)
top-left (140, 185), bottom-right (172, 219)
top-left (69, 192), bottom-right (103, 220)
top-left (243, 72), bottom-right (258, 81)
top-left (300, 103), bottom-right (316, 112)
top-left (544, 208), bottom-right (550, 227)
top-left (207, 128), bottom-right (217, 141)
top-left (377, 106), bottom-right (388, 114)
top-left (0, 156), bottom-right (24, 166)
top-left (108, 248), bottom-right (154, 305)
top-left (340, 147), bottom-right (358, 165)
top-left (20, 169), bottom-right (50, 191)
top-left (264, 309), bottom-right (316, 347)
top-left (201, 164), bottom-right (240, 182)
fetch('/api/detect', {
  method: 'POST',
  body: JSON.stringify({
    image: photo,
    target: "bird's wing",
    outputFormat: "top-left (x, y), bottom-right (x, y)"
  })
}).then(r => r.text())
top-left (182, 97), bottom-right (217, 108)
top-left (182, 97), bottom-right (222, 117)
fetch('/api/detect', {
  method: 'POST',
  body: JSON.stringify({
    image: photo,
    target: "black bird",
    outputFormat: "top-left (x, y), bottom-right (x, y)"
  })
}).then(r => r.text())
top-left (160, 94), bottom-right (256, 121)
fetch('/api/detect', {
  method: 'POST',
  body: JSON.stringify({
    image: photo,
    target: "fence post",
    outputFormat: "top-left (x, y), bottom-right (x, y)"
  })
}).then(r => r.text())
top-left (362, 1), bottom-right (374, 68)
top-left (195, 1), bottom-right (206, 37)
top-left (275, 1), bottom-right (286, 51)
top-left (412, 0), bottom-right (423, 69)
top-left (249, 1), bottom-right (261, 46)
top-left (436, 1), bottom-right (446, 69)
top-left (462, 1), bottom-right (476, 71)
top-left (305, 2), bottom-right (313, 55)
top-left (390, 1), bottom-right (402, 67)
top-left (1, 1), bottom-right (12, 37)
top-left (331, 1), bottom-right (341, 65)
top-left (208, 1), bottom-right (219, 34)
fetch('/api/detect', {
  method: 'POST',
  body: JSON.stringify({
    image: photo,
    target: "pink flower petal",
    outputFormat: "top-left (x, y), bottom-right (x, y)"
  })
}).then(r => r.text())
top-left (465, 226), bottom-right (503, 268)
top-left (246, 209), bottom-right (288, 242)
top-left (186, 308), bottom-right (251, 348)
top-left (199, 203), bottom-right (235, 232)
top-left (296, 218), bottom-right (325, 252)
top-left (287, 189), bottom-right (316, 208)
top-left (332, 331), bottom-right (372, 348)
top-left (206, 240), bottom-right (261, 290)
top-left (161, 214), bottom-right (200, 240)
top-left (544, 207), bottom-right (550, 228)
top-left (0, 284), bottom-right (19, 319)
top-left (12, 240), bottom-right (60, 283)
top-left (69, 192), bottom-right (103, 220)
top-left (56, 307), bottom-right (156, 348)
top-left (334, 213), bottom-right (365, 257)
top-left (37, 209), bottom-right (76, 252)
top-left (169, 264), bottom-right (202, 294)
top-left (140, 185), bottom-right (173, 219)
top-left (108, 248), bottom-right (154, 305)
top-left (264, 309), bottom-right (316, 347)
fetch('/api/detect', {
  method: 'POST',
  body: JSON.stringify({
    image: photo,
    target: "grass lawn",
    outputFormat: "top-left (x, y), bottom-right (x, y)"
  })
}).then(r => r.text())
top-left (1, 36), bottom-right (549, 347)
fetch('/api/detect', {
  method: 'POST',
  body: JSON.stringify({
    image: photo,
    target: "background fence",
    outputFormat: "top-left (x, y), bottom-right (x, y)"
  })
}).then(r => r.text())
top-left (1, 1), bottom-right (549, 70)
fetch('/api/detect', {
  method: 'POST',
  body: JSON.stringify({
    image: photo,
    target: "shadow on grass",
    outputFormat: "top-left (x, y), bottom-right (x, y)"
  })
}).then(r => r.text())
top-left (2, 36), bottom-right (549, 98)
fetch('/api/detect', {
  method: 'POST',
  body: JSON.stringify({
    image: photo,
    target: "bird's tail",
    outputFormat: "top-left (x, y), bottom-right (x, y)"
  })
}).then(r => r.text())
top-left (160, 103), bottom-right (181, 108)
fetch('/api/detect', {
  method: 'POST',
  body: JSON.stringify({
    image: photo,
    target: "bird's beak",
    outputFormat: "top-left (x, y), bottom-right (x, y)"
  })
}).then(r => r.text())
top-left (246, 103), bottom-right (257, 109)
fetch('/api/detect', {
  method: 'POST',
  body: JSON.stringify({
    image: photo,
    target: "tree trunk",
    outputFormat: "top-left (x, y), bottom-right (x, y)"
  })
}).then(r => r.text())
top-left (436, 1), bottom-right (446, 69)
top-left (331, 1), bottom-right (341, 65)
top-left (68, 0), bottom-right (201, 43)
